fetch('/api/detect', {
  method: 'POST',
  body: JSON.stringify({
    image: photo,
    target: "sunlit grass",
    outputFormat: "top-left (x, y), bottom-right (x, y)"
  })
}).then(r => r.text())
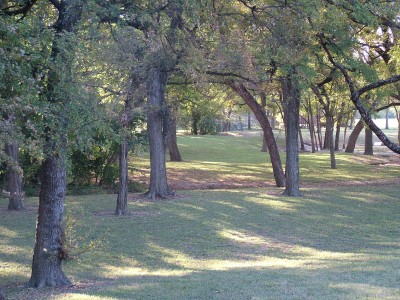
top-left (131, 130), bottom-right (400, 188)
top-left (1, 184), bottom-right (400, 299)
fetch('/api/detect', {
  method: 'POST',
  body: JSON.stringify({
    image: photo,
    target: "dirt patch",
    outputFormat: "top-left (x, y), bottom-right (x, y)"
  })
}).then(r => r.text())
top-left (92, 209), bottom-right (161, 218)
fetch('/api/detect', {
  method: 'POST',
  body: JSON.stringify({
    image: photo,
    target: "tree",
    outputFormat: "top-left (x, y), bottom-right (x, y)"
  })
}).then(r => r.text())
top-left (27, 0), bottom-right (83, 288)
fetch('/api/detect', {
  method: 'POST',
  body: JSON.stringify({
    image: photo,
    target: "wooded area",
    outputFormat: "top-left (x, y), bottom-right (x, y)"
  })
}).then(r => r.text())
top-left (1, 0), bottom-right (400, 298)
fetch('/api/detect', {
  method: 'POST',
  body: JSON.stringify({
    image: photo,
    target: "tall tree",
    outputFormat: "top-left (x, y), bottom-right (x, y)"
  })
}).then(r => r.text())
top-left (28, 0), bottom-right (82, 288)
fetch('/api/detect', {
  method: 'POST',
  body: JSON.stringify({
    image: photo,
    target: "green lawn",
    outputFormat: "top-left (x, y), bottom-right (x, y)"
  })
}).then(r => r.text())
top-left (1, 131), bottom-right (400, 299)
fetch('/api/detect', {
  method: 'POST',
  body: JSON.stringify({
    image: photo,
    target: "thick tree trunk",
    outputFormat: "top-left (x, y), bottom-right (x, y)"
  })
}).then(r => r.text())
top-left (326, 115), bottom-right (337, 169)
top-left (116, 139), bottom-right (128, 216)
top-left (282, 72), bottom-right (301, 197)
top-left (5, 142), bottom-right (25, 210)
top-left (145, 69), bottom-right (173, 199)
top-left (345, 119), bottom-right (363, 153)
top-left (28, 157), bottom-right (71, 288)
top-left (167, 104), bottom-right (182, 161)
top-left (28, 0), bottom-right (81, 287)
top-left (364, 127), bottom-right (374, 155)
top-left (229, 82), bottom-right (286, 187)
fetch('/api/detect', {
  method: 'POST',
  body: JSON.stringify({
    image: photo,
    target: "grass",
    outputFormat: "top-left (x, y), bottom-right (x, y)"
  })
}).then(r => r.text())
top-left (132, 129), bottom-right (400, 188)
top-left (1, 130), bottom-right (400, 299)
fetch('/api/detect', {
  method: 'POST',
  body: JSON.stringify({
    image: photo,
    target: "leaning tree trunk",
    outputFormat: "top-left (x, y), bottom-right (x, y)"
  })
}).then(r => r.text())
top-left (145, 69), bottom-right (173, 199)
top-left (28, 0), bottom-right (81, 288)
top-left (364, 127), bottom-right (374, 155)
top-left (229, 82), bottom-right (286, 187)
top-left (282, 72), bottom-right (301, 197)
top-left (345, 119), bottom-right (364, 153)
top-left (5, 142), bottom-right (25, 210)
top-left (28, 156), bottom-right (71, 288)
top-left (166, 103), bottom-right (183, 162)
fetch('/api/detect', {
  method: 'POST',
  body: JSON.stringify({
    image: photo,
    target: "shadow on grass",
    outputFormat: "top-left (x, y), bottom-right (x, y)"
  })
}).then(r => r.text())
top-left (1, 186), bottom-right (400, 299)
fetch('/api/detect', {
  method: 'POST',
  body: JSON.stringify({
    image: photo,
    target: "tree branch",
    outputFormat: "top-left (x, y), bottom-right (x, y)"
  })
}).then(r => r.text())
top-left (1, 0), bottom-right (37, 17)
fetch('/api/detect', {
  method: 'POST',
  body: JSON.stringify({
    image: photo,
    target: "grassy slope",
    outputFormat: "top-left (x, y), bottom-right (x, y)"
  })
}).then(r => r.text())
top-left (1, 130), bottom-right (400, 299)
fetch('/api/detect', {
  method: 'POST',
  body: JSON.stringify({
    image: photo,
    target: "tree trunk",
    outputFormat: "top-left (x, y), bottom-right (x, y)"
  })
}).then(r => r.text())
top-left (299, 128), bottom-right (305, 151)
top-left (261, 135), bottom-right (268, 152)
top-left (247, 111), bottom-right (251, 130)
top-left (364, 127), bottom-right (374, 155)
top-left (307, 98), bottom-right (316, 152)
top-left (167, 103), bottom-right (182, 161)
top-left (326, 114), bottom-right (337, 169)
top-left (316, 109), bottom-right (323, 150)
top-left (385, 108), bottom-right (389, 129)
top-left (116, 139), bottom-right (128, 216)
top-left (5, 142), bottom-right (25, 210)
top-left (229, 82), bottom-right (286, 187)
top-left (145, 69), bottom-right (173, 199)
top-left (281, 72), bottom-right (301, 197)
top-left (28, 157), bottom-right (71, 288)
top-left (28, 1), bottom-right (81, 287)
top-left (345, 119), bottom-right (363, 153)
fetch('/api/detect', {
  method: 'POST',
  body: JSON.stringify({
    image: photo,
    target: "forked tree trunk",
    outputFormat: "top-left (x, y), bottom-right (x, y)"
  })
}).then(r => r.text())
top-left (145, 69), bottom-right (173, 199)
top-left (5, 142), bottom-right (25, 210)
top-left (282, 72), bottom-right (301, 197)
top-left (229, 82), bottom-right (286, 187)
top-left (345, 119), bottom-right (363, 153)
top-left (28, 157), bottom-right (71, 288)
top-left (364, 127), bottom-right (374, 155)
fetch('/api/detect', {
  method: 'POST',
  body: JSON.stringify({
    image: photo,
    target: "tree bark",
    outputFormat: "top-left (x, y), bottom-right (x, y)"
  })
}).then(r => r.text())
top-left (281, 72), bottom-right (301, 197)
top-left (345, 119), bottom-right (363, 153)
top-left (28, 0), bottom-right (81, 288)
top-left (326, 114), bottom-right (337, 169)
top-left (5, 142), bottom-right (25, 210)
top-left (145, 69), bottom-right (173, 199)
top-left (364, 127), bottom-right (374, 155)
top-left (307, 98), bottom-right (316, 152)
top-left (385, 108), bottom-right (389, 129)
top-left (229, 82), bottom-right (286, 187)
top-left (28, 157), bottom-right (71, 288)
top-left (247, 111), bottom-right (251, 130)
top-left (167, 103), bottom-right (183, 161)
top-left (299, 128), bottom-right (305, 151)
top-left (116, 139), bottom-right (128, 216)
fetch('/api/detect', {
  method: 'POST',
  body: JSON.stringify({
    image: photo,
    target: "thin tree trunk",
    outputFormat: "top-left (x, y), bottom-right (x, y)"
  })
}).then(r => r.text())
top-left (167, 103), bottom-right (182, 161)
top-left (299, 128), bottom-right (305, 151)
top-left (316, 109), bottom-right (323, 150)
top-left (116, 139), bottom-right (128, 216)
top-left (247, 111), bottom-right (251, 130)
top-left (364, 127), bottom-right (374, 155)
top-left (326, 115), bottom-right (337, 169)
top-left (342, 122), bottom-right (348, 150)
top-left (345, 119), bottom-right (364, 153)
top-left (5, 142), bottom-right (25, 210)
top-left (385, 108), bottom-right (389, 129)
top-left (307, 98), bottom-right (316, 152)
top-left (229, 82), bottom-right (286, 187)
top-left (145, 69), bottom-right (173, 199)
top-left (282, 72), bottom-right (301, 197)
